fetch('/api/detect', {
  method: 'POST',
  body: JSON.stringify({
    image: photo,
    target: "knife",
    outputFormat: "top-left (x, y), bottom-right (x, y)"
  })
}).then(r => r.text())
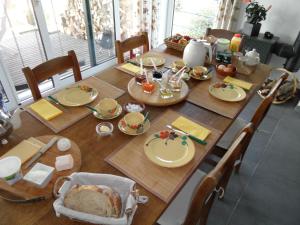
top-left (127, 60), bottom-right (140, 66)
top-left (24, 137), bottom-right (59, 169)
top-left (48, 96), bottom-right (66, 109)
top-left (166, 125), bottom-right (207, 145)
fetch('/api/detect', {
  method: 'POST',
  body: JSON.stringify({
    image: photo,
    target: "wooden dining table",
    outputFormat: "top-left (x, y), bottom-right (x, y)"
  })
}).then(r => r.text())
top-left (0, 45), bottom-right (271, 225)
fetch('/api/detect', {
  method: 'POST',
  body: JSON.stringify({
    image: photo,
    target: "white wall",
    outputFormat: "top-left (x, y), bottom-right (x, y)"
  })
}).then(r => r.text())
top-left (237, 0), bottom-right (300, 79)
top-left (238, 0), bottom-right (300, 44)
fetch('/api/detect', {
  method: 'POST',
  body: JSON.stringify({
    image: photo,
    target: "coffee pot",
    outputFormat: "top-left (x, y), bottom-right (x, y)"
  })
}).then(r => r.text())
top-left (0, 93), bottom-right (22, 145)
top-left (183, 39), bottom-right (212, 67)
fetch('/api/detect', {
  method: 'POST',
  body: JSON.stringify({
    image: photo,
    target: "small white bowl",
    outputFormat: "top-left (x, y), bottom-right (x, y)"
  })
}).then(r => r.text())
top-left (96, 122), bottom-right (114, 136)
top-left (23, 163), bottom-right (55, 188)
top-left (57, 138), bottom-right (71, 152)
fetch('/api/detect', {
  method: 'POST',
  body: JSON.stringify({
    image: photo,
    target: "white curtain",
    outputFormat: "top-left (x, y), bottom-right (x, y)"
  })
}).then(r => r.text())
top-left (119, 0), bottom-right (160, 47)
top-left (216, 0), bottom-right (242, 31)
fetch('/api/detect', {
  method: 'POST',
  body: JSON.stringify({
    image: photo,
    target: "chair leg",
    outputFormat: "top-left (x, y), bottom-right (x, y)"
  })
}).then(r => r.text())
top-left (234, 154), bottom-right (245, 174)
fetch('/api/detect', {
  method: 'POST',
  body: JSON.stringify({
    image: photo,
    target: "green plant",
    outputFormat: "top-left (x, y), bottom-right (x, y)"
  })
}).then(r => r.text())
top-left (245, 1), bottom-right (269, 24)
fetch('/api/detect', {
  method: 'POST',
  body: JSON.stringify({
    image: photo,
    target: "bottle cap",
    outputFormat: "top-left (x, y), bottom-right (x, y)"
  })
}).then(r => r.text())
top-left (234, 34), bottom-right (241, 38)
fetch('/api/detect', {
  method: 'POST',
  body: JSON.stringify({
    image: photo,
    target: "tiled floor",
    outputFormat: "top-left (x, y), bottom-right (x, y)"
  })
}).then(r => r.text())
top-left (207, 94), bottom-right (300, 225)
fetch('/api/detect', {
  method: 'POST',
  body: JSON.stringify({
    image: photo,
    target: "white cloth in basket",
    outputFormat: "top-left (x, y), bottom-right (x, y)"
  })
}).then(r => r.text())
top-left (53, 172), bottom-right (137, 225)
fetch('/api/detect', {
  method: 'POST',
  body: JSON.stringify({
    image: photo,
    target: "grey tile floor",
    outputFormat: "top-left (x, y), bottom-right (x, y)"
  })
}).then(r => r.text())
top-left (207, 94), bottom-right (300, 225)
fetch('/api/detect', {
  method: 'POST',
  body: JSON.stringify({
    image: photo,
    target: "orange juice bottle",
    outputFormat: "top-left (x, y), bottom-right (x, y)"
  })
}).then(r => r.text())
top-left (230, 34), bottom-right (242, 52)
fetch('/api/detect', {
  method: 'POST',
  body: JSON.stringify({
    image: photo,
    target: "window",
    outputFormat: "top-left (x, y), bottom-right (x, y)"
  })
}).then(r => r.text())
top-left (172, 0), bottom-right (220, 37)
top-left (0, 0), bottom-right (118, 108)
top-left (0, 0), bottom-right (166, 110)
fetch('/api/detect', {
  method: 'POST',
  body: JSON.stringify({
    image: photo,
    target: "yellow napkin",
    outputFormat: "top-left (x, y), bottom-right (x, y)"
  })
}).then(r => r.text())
top-left (120, 63), bottom-right (141, 74)
top-left (0, 139), bottom-right (45, 164)
top-left (223, 76), bottom-right (253, 90)
top-left (30, 99), bottom-right (63, 120)
top-left (172, 116), bottom-right (211, 140)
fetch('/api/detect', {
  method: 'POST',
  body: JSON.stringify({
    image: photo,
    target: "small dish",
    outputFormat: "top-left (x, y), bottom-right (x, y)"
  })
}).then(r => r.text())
top-left (189, 70), bottom-right (212, 81)
top-left (123, 102), bottom-right (145, 113)
top-left (118, 118), bottom-right (150, 135)
top-left (93, 104), bottom-right (122, 120)
top-left (95, 98), bottom-right (118, 117)
top-left (123, 112), bottom-right (145, 129)
top-left (216, 64), bottom-right (236, 77)
top-left (23, 163), bottom-right (55, 188)
top-left (171, 60), bottom-right (187, 73)
top-left (192, 66), bottom-right (208, 77)
top-left (96, 122), bottom-right (114, 136)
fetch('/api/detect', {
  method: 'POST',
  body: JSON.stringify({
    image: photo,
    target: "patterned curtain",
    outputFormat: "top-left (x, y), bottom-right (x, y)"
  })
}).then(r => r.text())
top-left (216, 0), bottom-right (242, 31)
top-left (119, 0), bottom-right (160, 47)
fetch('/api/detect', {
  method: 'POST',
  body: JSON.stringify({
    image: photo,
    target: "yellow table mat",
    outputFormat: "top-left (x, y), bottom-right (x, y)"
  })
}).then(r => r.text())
top-left (224, 76), bottom-right (253, 90)
top-left (172, 116), bottom-right (211, 140)
top-left (0, 138), bottom-right (45, 164)
top-left (119, 63), bottom-right (141, 74)
top-left (30, 99), bottom-right (63, 121)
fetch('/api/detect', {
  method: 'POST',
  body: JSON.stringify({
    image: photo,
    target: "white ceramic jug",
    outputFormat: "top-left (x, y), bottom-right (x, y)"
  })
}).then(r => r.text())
top-left (183, 39), bottom-right (212, 68)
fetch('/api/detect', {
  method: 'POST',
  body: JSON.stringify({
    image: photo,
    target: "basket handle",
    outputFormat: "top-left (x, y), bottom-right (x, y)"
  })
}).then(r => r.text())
top-left (53, 176), bottom-right (71, 198)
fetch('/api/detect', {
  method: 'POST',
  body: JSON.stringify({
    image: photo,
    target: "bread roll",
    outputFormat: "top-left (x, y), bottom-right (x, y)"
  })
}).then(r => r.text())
top-left (64, 185), bottom-right (122, 218)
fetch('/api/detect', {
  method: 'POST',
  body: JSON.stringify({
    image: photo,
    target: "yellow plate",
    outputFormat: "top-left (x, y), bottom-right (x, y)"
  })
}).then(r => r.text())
top-left (209, 83), bottom-right (246, 102)
top-left (118, 118), bottom-right (150, 136)
top-left (144, 131), bottom-right (195, 168)
top-left (56, 86), bottom-right (98, 107)
top-left (93, 104), bottom-right (122, 120)
top-left (141, 54), bottom-right (166, 67)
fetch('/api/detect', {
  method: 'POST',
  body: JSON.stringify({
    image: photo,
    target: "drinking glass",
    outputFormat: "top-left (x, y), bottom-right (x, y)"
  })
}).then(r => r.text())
top-left (142, 81), bottom-right (155, 93)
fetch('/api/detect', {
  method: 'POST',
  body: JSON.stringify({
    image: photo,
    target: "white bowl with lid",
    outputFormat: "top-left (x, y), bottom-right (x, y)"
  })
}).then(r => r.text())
top-left (0, 156), bottom-right (22, 185)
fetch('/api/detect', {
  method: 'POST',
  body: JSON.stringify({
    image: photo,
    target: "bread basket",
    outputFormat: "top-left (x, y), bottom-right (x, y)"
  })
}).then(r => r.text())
top-left (257, 68), bottom-right (299, 104)
top-left (53, 172), bottom-right (144, 225)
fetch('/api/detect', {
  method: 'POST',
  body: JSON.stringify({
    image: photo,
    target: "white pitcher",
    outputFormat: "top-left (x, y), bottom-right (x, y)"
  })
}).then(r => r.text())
top-left (183, 39), bottom-right (212, 68)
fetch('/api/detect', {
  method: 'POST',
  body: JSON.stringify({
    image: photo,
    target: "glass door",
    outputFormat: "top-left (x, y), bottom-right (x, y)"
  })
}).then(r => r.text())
top-left (36, 0), bottom-right (117, 89)
top-left (0, 0), bottom-right (119, 109)
top-left (0, 0), bottom-right (51, 107)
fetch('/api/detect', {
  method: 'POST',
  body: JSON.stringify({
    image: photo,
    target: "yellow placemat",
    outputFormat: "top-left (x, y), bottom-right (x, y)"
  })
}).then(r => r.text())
top-left (172, 116), bottom-right (211, 140)
top-left (30, 99), bottom-right (63, 121)
top-left (120, 63), bottom-right (141, 74)
top-left (224, 76), bottom-right (253, 90)
top-left (0, 139), bottom-right (45, 164)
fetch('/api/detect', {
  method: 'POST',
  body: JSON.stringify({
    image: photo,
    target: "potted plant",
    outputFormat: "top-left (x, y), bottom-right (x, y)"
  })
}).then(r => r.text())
top-left (243, 1), bottom-right (271, 37)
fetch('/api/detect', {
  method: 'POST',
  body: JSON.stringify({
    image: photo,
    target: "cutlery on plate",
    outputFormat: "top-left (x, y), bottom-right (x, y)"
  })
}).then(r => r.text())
top-left (166, 125), bottom-right (207, 145)
top-left (127, 60), bottom-right (140, 66)
top-left (85, 105), bottom-right (99, 114)
top-left (48, 96), bottom-right (66, 109)
top-left (24, 137), bottom-right (59, 169)
top-left (137, 112), bottom-right (149, 134)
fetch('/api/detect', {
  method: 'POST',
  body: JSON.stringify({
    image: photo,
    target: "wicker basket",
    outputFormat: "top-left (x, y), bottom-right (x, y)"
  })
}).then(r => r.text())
top-left (164, 37), bottom-right (186, 52)
top-left (164, 35), bottom-right (217, 52)
top-left (257, 68), bottom-right (299, 104)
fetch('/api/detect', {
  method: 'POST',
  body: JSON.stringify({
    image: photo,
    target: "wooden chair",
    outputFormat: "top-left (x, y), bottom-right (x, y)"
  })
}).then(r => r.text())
top-left (157, 124), bottom-right (253, 225)
top-left (206, 28), bottom-right (235, 40)
top-left (213, 73), bottom-right (289, 172)
top-left (22, 50), bottom-right (82, 101)
top-left (115, 32), bottom-right (149, 64)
